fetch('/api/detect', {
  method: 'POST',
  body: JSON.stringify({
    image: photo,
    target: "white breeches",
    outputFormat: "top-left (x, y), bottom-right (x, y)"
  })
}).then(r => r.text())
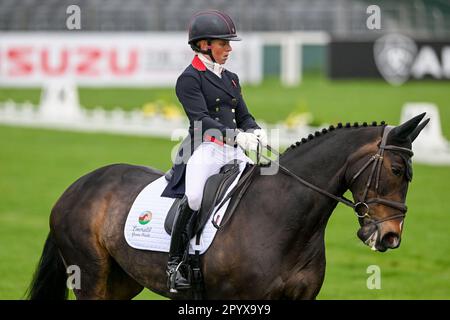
top-left (185, 142), bottom-right (252, 211)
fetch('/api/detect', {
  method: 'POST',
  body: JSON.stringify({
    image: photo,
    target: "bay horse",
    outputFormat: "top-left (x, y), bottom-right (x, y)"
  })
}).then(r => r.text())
top-left (27, 113), bottom-right (428, 300)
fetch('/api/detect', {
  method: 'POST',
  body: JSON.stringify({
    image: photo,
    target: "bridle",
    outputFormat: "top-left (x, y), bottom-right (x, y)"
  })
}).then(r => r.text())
top-left (348, 125), bottom-right (413, 224)
top-left (263, 125), bottom-right (414, 226)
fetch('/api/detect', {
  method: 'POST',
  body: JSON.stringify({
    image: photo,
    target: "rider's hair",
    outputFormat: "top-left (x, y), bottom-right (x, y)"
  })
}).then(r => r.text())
top-left (190, 41), bottom-right (202, 52)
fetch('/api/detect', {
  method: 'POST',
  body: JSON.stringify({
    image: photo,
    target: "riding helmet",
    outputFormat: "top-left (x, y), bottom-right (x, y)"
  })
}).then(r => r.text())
top-left (188, 10), bottom-right (242, 45)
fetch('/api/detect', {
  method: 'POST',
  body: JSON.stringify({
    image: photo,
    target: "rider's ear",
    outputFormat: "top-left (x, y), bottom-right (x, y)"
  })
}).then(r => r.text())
top-left (409, 118), bottom-right (430, 143)
top-left (388, 112), bottom-right (426, 143)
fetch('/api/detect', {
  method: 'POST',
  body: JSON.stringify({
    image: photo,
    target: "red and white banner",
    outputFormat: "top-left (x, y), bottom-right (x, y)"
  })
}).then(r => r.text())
top-left (0, 32), bottom-right (262, 87)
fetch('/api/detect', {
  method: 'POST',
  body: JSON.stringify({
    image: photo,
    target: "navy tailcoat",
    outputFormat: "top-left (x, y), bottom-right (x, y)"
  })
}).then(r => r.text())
top-left (161, 55), bottom-right (260, 198)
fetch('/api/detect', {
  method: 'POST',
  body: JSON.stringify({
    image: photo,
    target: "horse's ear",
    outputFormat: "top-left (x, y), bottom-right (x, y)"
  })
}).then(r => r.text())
top-left (409, 118), bottom-right (430, 142)
top-left (388, 112), bottom-right (426, 143)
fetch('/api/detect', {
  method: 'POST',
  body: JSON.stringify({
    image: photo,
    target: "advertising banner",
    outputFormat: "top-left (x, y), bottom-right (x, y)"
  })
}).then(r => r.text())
top-left (328, 34), bottom-right (450, 85)
top-left (0, 32), bottom-right (262, 87)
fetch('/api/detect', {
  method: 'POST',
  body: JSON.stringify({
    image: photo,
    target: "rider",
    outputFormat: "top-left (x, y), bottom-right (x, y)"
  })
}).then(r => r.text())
top-left (162, 10), bottom-right (268, 292)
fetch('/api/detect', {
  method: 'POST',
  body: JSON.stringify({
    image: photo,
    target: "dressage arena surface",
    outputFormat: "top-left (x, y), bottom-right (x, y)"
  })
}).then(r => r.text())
top-left (1, 75), bottom-right (449, 299)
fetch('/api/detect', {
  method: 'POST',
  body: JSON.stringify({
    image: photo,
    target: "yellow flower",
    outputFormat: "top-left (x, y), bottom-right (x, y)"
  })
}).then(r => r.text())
top-left (162, 104), bottom-right (182, 119)
top-left (142, 103), bottom-right (157, 117)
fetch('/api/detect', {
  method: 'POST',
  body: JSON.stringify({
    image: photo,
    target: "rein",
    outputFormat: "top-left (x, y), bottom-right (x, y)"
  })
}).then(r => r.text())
top-left (262, 126), bottom-right (413, 225)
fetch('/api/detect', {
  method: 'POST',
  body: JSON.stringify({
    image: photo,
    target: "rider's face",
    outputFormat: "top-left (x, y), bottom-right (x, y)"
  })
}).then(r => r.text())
top-left (199, 39), bottom-right (232, 64)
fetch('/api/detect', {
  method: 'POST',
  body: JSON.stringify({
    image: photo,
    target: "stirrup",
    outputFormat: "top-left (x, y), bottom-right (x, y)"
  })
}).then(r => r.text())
top-left (167, 262), bottom-right (191, 293)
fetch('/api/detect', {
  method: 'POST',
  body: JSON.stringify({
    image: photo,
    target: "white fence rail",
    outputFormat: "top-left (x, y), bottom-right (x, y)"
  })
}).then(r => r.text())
top-left (0, 98), bottom-right (313, 148)
top-left (1, 82), bottom-right (448, 165)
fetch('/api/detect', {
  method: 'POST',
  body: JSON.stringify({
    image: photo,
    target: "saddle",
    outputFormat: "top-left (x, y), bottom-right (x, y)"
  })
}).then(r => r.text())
top-left (164, 160), bottom-right (243, 236)
top-left (163, 160), bottom-right (256, 299)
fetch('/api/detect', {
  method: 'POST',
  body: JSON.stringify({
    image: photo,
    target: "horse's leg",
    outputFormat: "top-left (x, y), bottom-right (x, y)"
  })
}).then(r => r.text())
top-left (52, 190), bottom-right (144, 299)
top-left (54, 231), bottom-right (108, 299)
top-left (59, 235), bottom-right (143, 300)
top-left (102, 258), bottom-right (144, 299)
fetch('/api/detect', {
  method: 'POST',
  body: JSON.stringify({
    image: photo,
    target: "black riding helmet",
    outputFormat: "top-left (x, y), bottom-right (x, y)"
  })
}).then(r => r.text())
top-left (188, 10), bottom-right (241, 62)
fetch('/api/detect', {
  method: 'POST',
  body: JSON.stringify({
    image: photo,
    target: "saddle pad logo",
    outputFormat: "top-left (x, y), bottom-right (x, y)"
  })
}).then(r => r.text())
top-left (138, 211), bottom-right (152, 225)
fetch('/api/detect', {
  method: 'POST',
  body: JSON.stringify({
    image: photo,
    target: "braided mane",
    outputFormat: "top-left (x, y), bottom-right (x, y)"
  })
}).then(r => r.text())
top-left (281, 121), bottom-right (386, 155)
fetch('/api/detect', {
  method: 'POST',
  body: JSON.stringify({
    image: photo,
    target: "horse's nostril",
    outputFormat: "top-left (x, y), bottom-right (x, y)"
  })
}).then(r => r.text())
top-left (382, 232), bottom-right (400, 248)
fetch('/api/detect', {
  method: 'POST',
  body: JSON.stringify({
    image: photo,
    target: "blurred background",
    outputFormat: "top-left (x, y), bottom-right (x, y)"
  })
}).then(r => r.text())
top-left (0, 0), bottom-right (449, 300)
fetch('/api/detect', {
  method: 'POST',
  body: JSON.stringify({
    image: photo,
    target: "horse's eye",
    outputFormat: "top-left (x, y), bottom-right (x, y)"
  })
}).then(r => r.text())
top-left (391, 166), bottom-right (403, 177)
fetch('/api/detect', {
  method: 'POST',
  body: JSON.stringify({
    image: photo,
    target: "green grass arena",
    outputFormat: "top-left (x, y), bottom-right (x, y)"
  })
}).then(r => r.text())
top-left (1, 74), bottom-right (449, 299)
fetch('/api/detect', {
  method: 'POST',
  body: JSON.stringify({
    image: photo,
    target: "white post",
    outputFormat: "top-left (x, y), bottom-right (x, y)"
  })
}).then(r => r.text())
top-left (39, 81), bottom-right (82, 121)
top-left (281, 36), bottom-right (301, 86)
top-left (401, 103), bottom-right (450, 165)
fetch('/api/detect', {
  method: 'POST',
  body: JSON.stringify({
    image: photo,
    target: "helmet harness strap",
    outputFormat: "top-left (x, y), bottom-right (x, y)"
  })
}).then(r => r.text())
top-left (192, 39), bottom-right (216, 63)
top-left (206, 39), bottom-right (216, 63)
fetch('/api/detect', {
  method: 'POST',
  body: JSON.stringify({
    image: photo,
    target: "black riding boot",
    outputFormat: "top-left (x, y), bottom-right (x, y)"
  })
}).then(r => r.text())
top-left (166, 196), bottom-right (195, 292)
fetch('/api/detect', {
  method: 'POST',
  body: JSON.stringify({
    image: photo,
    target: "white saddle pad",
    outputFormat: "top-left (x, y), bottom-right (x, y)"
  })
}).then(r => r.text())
top-left (124, 161), bottom-right (246, 255)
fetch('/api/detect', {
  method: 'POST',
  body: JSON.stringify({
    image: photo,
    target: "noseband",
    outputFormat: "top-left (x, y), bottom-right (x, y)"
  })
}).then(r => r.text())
top-left (264, 126), bottom-right (413, 225)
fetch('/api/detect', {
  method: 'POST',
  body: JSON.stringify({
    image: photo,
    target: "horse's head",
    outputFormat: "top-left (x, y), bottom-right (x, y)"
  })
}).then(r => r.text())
top-left (347, 113), bottom-right (429, 252)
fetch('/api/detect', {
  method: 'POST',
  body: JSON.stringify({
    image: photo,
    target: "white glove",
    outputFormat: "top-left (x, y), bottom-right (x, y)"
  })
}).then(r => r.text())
top-left (253, 128), bottom-right (268, 146)
top-left (235, 131), bottom-right (259, 151)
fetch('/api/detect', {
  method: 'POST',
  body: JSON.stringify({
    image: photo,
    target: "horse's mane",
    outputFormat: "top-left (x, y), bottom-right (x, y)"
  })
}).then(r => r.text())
top-left (281, 121), bottom-right (386, 157)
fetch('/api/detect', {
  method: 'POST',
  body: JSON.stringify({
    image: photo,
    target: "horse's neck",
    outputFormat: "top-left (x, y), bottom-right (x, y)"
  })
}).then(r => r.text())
top-left (269, 127), bottom-right (380, 250)
top-left (279, 128), bottom-right (379, 198)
